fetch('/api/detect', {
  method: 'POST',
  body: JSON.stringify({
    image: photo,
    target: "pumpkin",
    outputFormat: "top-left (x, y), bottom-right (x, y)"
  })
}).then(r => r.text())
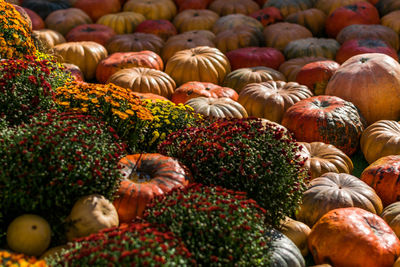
top-left (135, 19), bottom-right (177, 41)
top-left (208, 0), bottom-right (260, 16)
top-left (63, 63), bottom-right (85, 82)
top-left (263, 0), bottom-right (313, 18)
top-left (336, 39), bottom-right (399, 64)
top-left (324, 2), bottom-right (380, 38)
top-left (65, 194), bottom-right (119, 241)
top-left (281, 95), bottom-right (366, 156)
top-left (376, 0), bottom-right (400, 16)
top-left (7, 214), bottom-right (51, 256)
top-left (175, 0), bottom-right (212, 11)
top-left (44, 8), bottom-right (92, 36)
top-left (73, 0), bottom-right (121, 22)
top-left (298, 142), bottom-right (354, 180)
top-left (23, 8), bottom-right (45, 30)
top-left (284, 38), bottom-right (340, 60)
top-left (107, 67), bottom-right (176, 98)
top-left (96, 12), bottom-right (146, 35)
top-left (295, 60), bottom-right (340, 95)
top-left (266, 228), bottom-right (306, 267)
top-left (113, 153), bottom-right (191, 223)
top-left (13, 4), bottom-right (32, 31)
top-left (360, 120), bottom-right (400, 164)
top-left (165, 46), bottom-right (231, 86)
top-left (395, 257), bottom-right (400, 267)
top-left (278, 56), bottom-right (328, 82)
top-left (21, 0), bottom-right (71, 20)
top-left (161, 32), bottom-right (215, 63)
top-left (296, 172), bottom-right (383, 227)
top-left (280, 217), bottom-right (311, 257)
top-left (185, 97), bottom-right (248, 119)
top-left (381, 10), bottom-right (400, 36)
top-left (325, 53), bottom-right (400, 125)
top-left (105, 33), bottom-right (165, 55)
top-left (381, 202), bottom-right (400, 239)
top-left (336, 24), bottom-right (399, 51)
top-left (223, 66), bottom-right (286, 94)
top-left (238, 81), bottom-right (313, 123)
top-left (40, 245), bottom-right (69, 260)
top-left (308, 207), bottom-right (400, 267)
top-left (212, 14), bottom-right (264, 35)
top-left (53, 41), bottom-right (108, 81)
top-left (96, 51), bottom-right (164, 84)
top-left (263, 22), bottom-right (313, 51)
top-left (65, 24), bottom-right (116, 46)
top-left (215, 29), bottom-right (263, 53)
top-left (360, 155), bottom-right (400, 207)
top-left (171, 82), bottom-right (238, 104)
top-left (133, 92), bottom-right (169, 102)
top-left (123, 0), bottom-right (177, 21)
top-left (285, 8), bottom-right (327, 37)
top-left (225, 47), bottom-right (285, 71)
top-left (172, 9), bottom-right (219, 33)
top-left (32, 29), bottom-right (66, 49)
top-left (314, 0), bottom-right (368, 15)
top-left (249, 7), bottom-right (283, 27)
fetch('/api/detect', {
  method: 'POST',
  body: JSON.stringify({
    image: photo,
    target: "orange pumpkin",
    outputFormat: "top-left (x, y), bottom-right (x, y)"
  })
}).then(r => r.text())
top-left (73, 0), bottom-right (121, 22)
top-left (171, 82), bottom-right (238, 104)
top-left (112, 153), bottom-right (191, 223)
top-left (279, 56), bottom-right (328, 82)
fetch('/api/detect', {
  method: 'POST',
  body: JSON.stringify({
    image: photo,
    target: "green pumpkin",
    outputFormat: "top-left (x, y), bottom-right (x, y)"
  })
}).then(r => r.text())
top-left (263, 0), bottom-right (313, 18)
top-left (284, 38), bottom-right (340, 60)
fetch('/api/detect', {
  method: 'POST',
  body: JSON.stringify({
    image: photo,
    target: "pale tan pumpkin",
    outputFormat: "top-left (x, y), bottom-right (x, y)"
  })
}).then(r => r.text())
top-left (45, 8), bottom-right (92, 36)
top-left (208, 0), bottom-right (259, 16)
top-left (279, 56), bottom-right (328, 82)
top-left (238, 81), bottom-right (313, 123)
top-left (172, 9), bottom-right (219, 33)
top-left (185, 97), bottom-right (248, 119)
top-left (96, 12), bottom-right (146, 34)
top-left (32, 29), bottom-right (66, 49)
top-left (263, 22), bottom-right (313, 51)
top-left (296, 172), bottom-right (383, 227)
top-left (123, 0), bottom-right (177, 21)
top-left (215, 29), bottom-right (263, 53)
top-left (381, 202), bottom-right (400, 239)
top-left (280, 217), bottom-right (311, 257)
top-left (298, 142), bottom-right (354, 179)
top-left (107, 67), bottom-right (176, 98)
top-left (105, 33), bottom-right (165, 55)
top-left (285, 8), bottom-right (327, 37)
top-left (65, 194), bottom-right (119, 242)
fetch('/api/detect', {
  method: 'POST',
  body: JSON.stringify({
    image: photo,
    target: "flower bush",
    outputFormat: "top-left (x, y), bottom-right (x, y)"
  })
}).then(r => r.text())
top-left (46, 223), bottom-right (196, 266)
top-left (136, 99), bottom-right (202, 152)
top-left (143, 183), bottom-right (271, 266)
top-left (0, 250), bottom-right (47, 267)
top-left (55, 81), bottom-right (154, 152)
top-left (0, 53), bottom-right (71, 125)
top-left (0, 111), bottom-right (126, 245)
top-left (0, 1), bottom-right (36, 59)
top-left (158, 118), bottom-right (310, 226)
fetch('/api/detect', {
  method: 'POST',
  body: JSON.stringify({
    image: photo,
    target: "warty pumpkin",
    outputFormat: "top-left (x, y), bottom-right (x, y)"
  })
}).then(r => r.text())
top-left (185, 97), bottom-right (248, 120)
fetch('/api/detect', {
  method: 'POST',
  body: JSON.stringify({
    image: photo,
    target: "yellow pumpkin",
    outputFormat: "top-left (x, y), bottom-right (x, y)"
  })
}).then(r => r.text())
top-left (215, 28), bottom-right (263, 53)
top-left (172, 9), bottom-right (219, 33)
top-left (96, 12), bottom-right (146, 35)
top-left (381, 10), bottom-right (400, 36)
top-left (123, 0), bottom-right (177, 21)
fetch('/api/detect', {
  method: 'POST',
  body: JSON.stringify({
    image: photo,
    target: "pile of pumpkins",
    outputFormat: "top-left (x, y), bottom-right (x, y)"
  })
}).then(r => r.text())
top-left (4, 0), bottom-right (400, 266)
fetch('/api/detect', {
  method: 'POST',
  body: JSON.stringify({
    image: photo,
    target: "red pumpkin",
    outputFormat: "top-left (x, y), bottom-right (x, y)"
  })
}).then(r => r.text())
top-left (325, 1), bottom-right (380, 38)
top-left (133, 92), bottom-right (169, 101)
top-left (63, 63), bottom-right (85, 82)
top-left (73, 0), bottom-right (121, 22)
top-left (249, 7), bottom-right (283, 27)
top-left (175, 0), bottom-right (212, 11)
top-left (335, 39), bottom-right (399, 64)
top-left (171, 81), bottom-right (238, 104)
top-left (226, 47), bottom-right (285, 71)
top-left (135, 19), bottom-right (177, 42)
top-left (295, 60), bottom-right (340, 95)
top-left (23, 8), bottom-right (45, 30)
top-left (113, 153), bottom-right (192, 223)
top-left (281, 95), bottom-right (366, 156)
top-left (65, 24), bottom-right (116, 46)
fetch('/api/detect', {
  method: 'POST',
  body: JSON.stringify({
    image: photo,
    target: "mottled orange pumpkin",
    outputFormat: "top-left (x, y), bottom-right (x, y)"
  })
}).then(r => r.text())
top-left (226, 47), bottom-right (285, 71)
top-left (171, 82), bottom-right (238, 104)
top-left (73, 0), bottom-right (121, 22)
top-left (135, 19), bottom-right (177, 41)
top-left (279, 56), bottom-right (328, 82)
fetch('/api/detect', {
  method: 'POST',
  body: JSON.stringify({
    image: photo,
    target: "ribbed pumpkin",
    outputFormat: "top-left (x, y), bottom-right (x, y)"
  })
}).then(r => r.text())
top-left (335, 39), bottom-right (399, 64)
top-left (238, 81), bottom-right (313, 123)
top-left (280, 217), bottom-right (311, 257)
top-left (325, 53), bottom-right (400, 125)
top-left (23, 8), bottom-right (45, 30)
top-left (308, 207), bottom-right (400, 267)
top-left (381, 202), bottom-right (400, 238)
top-left (381, 10), bottom-right (400, 36)
top-left (21, 0), bottom-right (71, 20)
top-left (263, 0), bottom-right (313, 18)
top-left (53, 41), bottom-right (108, 81)
top-left (314, 0), bottom-right (368, 15)
top-left (123, 0), bottom-right (177, 21)
top-left (112, 153), bottom-right (191, 223)
top-left (295, 60), bottom-right (340, 95)
top-left (298, 142), bottom-right (354, 180)
top-left (225, 47), bottom-right (285, 71)
top-left (361, 155), bottom-right (400, 207)
top-left (63, 63), bottom-right (84, 82)
top-left (284, 38), bottom-right (340, 60)
top-left (32, 29), bottom-right (66, 49)
top-left (135, 20), bottom-right (177, 41)
top-left (249, 7), bottom-right (283, 27)
top-left (96, 12), bottom-right (146, 35)
top-left (223, 67), bottom-right (286, 94)
top-left (72, 0), bottom-right (120, 22)
top-left (212, 14), bottom-right (264, 35)
top-left (208, 0), bottom-right (259, 16)
top-left (360, 120), bottom-right (400, 164)
top-left (376, 0), bottom-right (400, 16)
top-left (185, 97), bottom-right (248, 119)
top-left (296, 173), bottom-right (383, 227)
top-left (336, 24), bottom-right (399, 51)
top-left (45, 8), bottom-right (92, 36)
top-left (95, 51), bottom-right (163, 84)
top-left (171, 82), bottom-right (238, 104)
top-left (172, 9), bottom-right (219, 33)
top-left (215, 29), bottom-right (263, 53)
top-left (65, 24), bottom-right (116, 46)
top-left (263, 22), bottom-right (313, 51)
top-left (106, 67), bottom-right (176, 99)
top-left (105, 33), bottom-right (165, 55)
top-left (279, 56), bottom-right (328, 82)
top-left (281, 95), bottom-right (366, 156)
top-left (285, 8), bottom-right (327, 37)
top-left (161, 32), bottom-right (215, 63)
top-left (165, 46), bottom-right (231, 86)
